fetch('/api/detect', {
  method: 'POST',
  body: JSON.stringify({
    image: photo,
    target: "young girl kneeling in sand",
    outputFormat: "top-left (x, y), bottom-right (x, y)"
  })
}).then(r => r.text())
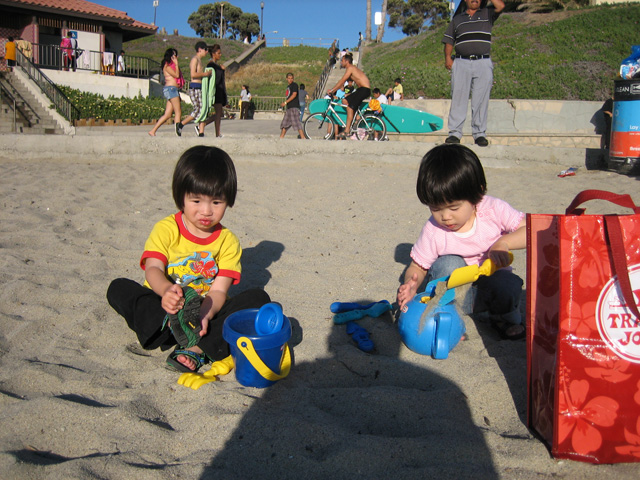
top-left (397, 144), bottom-right (526, 340)
top-left (107, 146), bottom-right (270, 372)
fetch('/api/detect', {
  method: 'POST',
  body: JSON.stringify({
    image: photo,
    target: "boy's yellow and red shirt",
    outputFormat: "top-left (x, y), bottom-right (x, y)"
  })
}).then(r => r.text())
top-left (140, 211), bottom-right (241, 295)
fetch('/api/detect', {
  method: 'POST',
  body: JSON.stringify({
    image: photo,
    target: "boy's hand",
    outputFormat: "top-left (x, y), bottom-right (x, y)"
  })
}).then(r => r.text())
top-left (397, 273), bottom-right (419, 311)
top-left (198, 295), bottom-right (214, 336)
top-left (161, 284), bottom-right (184, 314)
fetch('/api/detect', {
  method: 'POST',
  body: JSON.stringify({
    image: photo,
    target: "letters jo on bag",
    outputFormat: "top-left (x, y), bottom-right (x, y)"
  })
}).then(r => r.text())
top-left (527, 190), bottom-right (640, 464)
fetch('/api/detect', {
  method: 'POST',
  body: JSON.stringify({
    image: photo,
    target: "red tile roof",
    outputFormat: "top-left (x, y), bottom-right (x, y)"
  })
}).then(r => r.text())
top-left (1, 0), bottom-right (157, 32)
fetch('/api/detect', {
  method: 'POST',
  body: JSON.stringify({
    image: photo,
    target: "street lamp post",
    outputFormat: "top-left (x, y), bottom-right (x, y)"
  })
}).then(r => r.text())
top-left (152, 0), bottom-right (159, 26)
top-left (260, 2), bottom-right (264, 39)
top-left (220, 2), bottom-right (225, 39)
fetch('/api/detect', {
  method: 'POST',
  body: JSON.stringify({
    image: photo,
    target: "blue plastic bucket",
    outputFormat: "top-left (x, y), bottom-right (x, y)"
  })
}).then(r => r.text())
top-left (223, 307), bottom-right (292, 388)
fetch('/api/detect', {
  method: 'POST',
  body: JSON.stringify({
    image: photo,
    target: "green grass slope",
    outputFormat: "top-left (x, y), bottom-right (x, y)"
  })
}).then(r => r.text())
top-left (362, 4), bottom-right (639, 101)
top-left (124, 35), bottom-right (326, 97)
top-left (123, 5), bottom-right (638, 101)
top-left (123, 35), bottom-right (252, 68)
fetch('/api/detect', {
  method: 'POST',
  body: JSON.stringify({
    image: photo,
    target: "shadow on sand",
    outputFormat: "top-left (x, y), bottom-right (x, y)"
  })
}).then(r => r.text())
top-left (200, 287), bottom-right (499, 478)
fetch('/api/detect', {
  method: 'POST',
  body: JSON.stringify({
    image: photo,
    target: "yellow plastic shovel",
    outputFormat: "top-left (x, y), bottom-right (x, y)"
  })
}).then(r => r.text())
top-left (177, 355), bottom-right (235, 390)
top-left (447, 252), bottom-right (514, 289)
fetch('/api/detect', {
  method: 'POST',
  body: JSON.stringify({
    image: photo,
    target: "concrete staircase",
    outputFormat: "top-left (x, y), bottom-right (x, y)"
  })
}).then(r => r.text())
top-left (0, 71), bottom-right (64, 134)
top-left (320, 51), bottom-right (361, 96)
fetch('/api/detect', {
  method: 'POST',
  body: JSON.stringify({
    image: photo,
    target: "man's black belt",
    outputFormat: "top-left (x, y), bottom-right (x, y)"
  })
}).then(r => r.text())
top-left (454, 54), bottom-right (490, 60)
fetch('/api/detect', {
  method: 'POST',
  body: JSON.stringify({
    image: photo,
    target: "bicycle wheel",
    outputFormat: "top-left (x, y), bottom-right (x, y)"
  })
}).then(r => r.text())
top-left (304, 113), bottom-right (335, 140)
top-left (354, 114), bottom-right (386, 141)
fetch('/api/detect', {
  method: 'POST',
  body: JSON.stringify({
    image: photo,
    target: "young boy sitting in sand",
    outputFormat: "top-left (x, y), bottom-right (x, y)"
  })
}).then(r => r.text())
top-left (107, 146), bottom-right (270, 372)
top-left (397, 144), bottom-right (526, 340)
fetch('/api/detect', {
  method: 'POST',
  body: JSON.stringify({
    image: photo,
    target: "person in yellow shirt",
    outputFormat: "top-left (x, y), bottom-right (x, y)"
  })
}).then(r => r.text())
top-left (107, 146), bottom-right (270, 373)
top-left (4, 36), bottom-right (16, 71)
top-left (385, 78), bottom-right (404, 103)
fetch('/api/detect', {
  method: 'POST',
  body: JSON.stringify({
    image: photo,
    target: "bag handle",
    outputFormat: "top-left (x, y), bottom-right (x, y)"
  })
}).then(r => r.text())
top-left (604, 216), bottom-right (640, 321)
top-left (565, 190), bottom-right (640, 215)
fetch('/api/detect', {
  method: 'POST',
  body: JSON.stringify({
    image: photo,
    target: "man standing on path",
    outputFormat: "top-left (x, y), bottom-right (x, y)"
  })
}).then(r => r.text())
top-left (327, 53), bottom-right (371, 140)
top-left (442, 0), bottom-right (504, 147)
top-left (175, 41), bottom-right (212, 137)
top-left (279, 73), bottom-right (306, 139)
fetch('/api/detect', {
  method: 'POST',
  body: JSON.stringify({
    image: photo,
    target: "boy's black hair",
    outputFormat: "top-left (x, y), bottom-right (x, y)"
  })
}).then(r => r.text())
top-left (394, 77), bottom-right (402, 84)
top-left (343, 53), bottom-right (353, 64)
top-left (372, 88), bottom-right (381, 95)
top-left (299, 83), bottom-right (305, 89)
top-left (173, 146), bottom-right (237, 210)
top-left (194, 41), bottom-right (207, 51)
top-left (416, 144), bottom-right (486, 206)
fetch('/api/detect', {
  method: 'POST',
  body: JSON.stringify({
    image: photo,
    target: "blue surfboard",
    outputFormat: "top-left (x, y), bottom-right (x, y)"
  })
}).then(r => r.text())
top-left (308, 99), bottom-right (443, 133)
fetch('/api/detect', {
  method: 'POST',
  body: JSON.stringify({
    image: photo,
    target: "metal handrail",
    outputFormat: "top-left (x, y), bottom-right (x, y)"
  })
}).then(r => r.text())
top-left (312, 58), bottom-right (334, 100)
top-left (0, 82), bottom-right (18, 131)
top-left (265, 37), bottom-right (336, 48)
top-left (15, 49), bottom-right (80, 123)
top-left (29, 43), bottom-right (154, 79)
top-left (0, 75), bottom-right (40, 129)
top-left (227, 95), bottom-right (285, 112)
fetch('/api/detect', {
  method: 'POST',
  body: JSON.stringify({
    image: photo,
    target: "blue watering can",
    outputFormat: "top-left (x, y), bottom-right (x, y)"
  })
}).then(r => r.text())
top-left (398, 277), bottom-right (466, 359)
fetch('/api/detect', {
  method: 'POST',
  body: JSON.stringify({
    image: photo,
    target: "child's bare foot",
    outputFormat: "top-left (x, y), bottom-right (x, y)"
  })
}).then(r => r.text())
top-left (177, 346), bottom-right (203, 370)
top-left (166, 346), bottom-right (207, 372)
top-left (148, 131), bottom-right (155, 136)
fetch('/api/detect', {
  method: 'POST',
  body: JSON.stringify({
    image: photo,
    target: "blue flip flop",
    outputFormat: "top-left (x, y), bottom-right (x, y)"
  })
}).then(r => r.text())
top-left (346, 322), bottom-right (375, 353)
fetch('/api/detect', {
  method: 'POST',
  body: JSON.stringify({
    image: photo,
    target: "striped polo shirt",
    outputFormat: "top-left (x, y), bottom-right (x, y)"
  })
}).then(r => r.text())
top-left (442, 7), bottom-right (501, 57)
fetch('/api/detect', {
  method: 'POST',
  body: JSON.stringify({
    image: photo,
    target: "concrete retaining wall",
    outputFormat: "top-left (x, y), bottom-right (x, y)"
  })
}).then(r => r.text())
top-left (46, 69), bottom-right (150, 98)
top-left (400, 99), bottom-right (606, 135)
top-left (223, 40), bottom-right (266, 76)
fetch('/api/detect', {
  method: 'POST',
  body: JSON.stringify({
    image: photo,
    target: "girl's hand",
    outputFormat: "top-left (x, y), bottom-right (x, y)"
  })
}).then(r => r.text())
top-left (489, 219), bottom-right (526, 268)
top-left (161, 284), bottom-right (184, 314)
top-left (397, 273), bottom-right (419, 311)
top-left (488, 239), bottom-right (512, 268)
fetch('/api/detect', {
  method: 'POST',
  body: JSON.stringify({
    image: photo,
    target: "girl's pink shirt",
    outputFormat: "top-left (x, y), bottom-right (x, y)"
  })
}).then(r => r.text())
top-left (410, 195), bottom-right (524, 269)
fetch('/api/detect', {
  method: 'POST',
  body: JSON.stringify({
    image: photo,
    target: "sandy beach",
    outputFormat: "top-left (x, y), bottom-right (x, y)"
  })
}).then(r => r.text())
top-left (1, 130), bottom-right (639, 479)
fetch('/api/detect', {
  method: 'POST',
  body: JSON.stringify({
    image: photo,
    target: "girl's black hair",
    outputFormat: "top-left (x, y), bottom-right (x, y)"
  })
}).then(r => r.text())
top-left (172, 146), bottom-right (237, 210)
top-left (416, 144), bottom-right (487, 206)
top-left (160, 48), bottom-right (175, 69)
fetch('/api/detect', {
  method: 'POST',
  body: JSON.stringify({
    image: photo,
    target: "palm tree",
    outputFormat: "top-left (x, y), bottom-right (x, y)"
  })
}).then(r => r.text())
top-left (376, 0), bottom-right (388, 43)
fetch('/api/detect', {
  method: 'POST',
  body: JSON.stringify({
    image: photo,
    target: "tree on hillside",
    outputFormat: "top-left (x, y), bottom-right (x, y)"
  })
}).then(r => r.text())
top-left (232, 12), bottom-right (260, 42)
top-left (188, 2), bottom-right (256, 39)
top-left (387, 0), bottom-right (449, 36)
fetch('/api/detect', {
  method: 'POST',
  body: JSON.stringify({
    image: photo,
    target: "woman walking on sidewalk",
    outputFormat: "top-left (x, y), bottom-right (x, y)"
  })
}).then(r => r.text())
top-left (149, 49), bottom-right (184, 136)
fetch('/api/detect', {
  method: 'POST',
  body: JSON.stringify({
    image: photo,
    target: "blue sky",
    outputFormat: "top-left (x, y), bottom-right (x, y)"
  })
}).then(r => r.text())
top-left (90, 0), bottom-right (409, 48)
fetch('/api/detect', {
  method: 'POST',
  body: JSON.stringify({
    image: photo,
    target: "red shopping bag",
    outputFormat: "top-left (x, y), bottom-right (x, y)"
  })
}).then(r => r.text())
top-left (527, 190), bottom-right (640, 464)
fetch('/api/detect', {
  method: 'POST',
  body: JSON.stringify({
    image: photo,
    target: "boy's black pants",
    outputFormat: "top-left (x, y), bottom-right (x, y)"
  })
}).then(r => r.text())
top-left (107, 278), bottom-right (270, 361)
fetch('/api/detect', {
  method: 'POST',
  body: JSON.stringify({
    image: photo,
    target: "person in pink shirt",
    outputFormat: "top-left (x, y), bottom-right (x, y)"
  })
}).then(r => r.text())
top-left (60, 33), bottom-right (72, 71)
top-left (397, 144), bottom-right (526, 340)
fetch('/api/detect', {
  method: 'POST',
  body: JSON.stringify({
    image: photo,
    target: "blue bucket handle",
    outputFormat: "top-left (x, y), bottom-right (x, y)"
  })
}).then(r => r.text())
top-left (236, 337), bottom-right (291, 381)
